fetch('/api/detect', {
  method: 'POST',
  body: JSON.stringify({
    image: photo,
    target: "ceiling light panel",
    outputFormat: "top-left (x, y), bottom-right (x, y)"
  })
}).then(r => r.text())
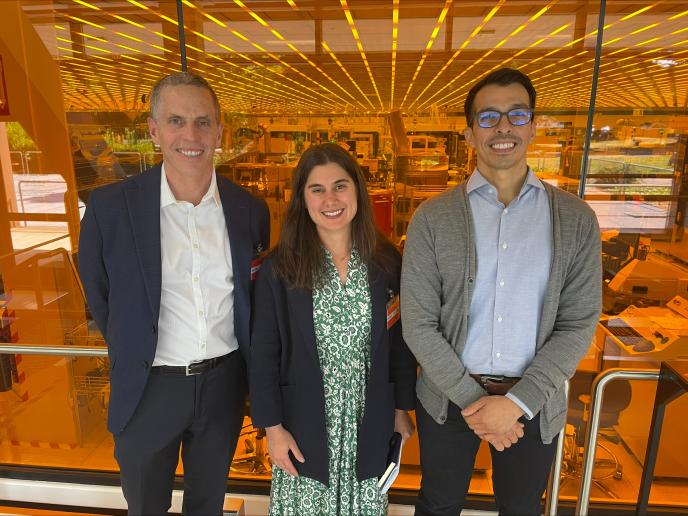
top-left (18, 0), bottom-right (688, 114)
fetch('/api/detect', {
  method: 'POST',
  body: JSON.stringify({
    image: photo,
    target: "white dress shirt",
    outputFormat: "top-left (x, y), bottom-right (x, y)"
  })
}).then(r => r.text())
top-left (153, 165), bottom-right (237, 366)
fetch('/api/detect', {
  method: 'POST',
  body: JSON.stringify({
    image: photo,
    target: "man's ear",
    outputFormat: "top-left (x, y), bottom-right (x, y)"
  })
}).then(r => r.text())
top-left (216, 122), bottom-right (224, 148)
top-left (464, 125), bottom-right (475, 148)
top-left (148, 116), bottom-right (159, 145)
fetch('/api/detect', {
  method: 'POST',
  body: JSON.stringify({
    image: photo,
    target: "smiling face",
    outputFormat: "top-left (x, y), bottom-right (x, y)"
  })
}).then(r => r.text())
top-left (147, 84), bottom-right (222, 183)
top-left (464, 82), bottom-right (535, 180)
top-left (304, 161), bottom-right (358, 242)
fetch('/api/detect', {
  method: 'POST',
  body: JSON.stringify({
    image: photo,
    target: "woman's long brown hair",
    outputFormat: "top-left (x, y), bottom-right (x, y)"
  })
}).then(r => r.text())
top-left (272, 143), bottom-right (397, 291)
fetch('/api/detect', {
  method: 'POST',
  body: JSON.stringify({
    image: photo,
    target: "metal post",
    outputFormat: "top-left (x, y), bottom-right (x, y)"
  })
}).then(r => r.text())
top-left (544, 381), bottom-right (569, 516)
top-left (0, 345), bottom-right (108, 357)
top-left (576, 368), bottom-right (660, 516)
top-left (176, 0), bottom-right (187, 71)
top-left (579, 0), bottom-right (607, 198)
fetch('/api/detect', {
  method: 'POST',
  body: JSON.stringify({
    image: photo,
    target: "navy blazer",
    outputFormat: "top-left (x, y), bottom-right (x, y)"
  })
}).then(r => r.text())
top-left (249, 251), bottom-right (416, 487)
top-left (79, 164), bottom-right (270, 434)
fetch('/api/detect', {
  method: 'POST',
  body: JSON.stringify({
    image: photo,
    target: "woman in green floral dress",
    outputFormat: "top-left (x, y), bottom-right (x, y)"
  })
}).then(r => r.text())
top-left (250, 144), bottom-right (417, 515)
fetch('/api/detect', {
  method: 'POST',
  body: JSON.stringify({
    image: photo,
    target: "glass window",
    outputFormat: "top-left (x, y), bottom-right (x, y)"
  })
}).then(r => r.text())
top-left (1, 0), bottom-right (688, 513)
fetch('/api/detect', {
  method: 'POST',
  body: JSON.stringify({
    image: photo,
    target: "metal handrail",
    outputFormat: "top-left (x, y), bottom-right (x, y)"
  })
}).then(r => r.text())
top-left (576, 368), bottom-right (660, 516)
top-left (112, 151), bottom-right (144, 175)
top-left (16, 179), bottom-right (67, 227)
top-left (544, 380), bottom-right (569, 516)
top-left (589, 157), bottom-right (673, 175)
top-left (0, 345), bottom-right (107, 357)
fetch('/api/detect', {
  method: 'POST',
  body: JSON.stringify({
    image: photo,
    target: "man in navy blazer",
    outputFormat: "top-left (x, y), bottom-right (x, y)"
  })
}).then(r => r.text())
top-left (79, 72), bottom-right (269, 515)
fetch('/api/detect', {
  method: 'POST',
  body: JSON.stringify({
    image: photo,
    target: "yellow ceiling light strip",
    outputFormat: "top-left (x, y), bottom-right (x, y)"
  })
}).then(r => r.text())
top-left (190, 52), bottom-right (325, 111)
top-left (82, 43), bottom-right (111, 54)
top-left (111, 15), bottom-right (145, 29)
top-left (524, 3), bottom-right (661, 73)
top-left (57, 46), bottom-right (80, 54)
top-left (116, 0), bottom-right (329, 110)
top-left (340, 0), bottom-right (383, 110)
top-left (182, 56), bottom-right (307, 112)
top-left (417, 0), bottom-right (557, 112)
top-left (322, 41), bottom-right (376, 110)
top-left (506, 22), bottom-right (570, 62)
top-left (172, 1), bottom-right (343, 109)
top-left (206, 41), bottom-right (326, 104)
top-left (536, 58), bottom-right (671, 109)
top-left (55, 27), bottom-right (181, 103)
top-left (188, 44), bottom-right (327, 110)
top-left (159, 14), bottom-right (179, 26)
top-left (600, 19), bottom-right (665, 49)
top-left (126, 0), bottom-right (150, 11)
top-left (72, 0), bottom-right (99, 10)
top-left (154, 31), bottom-right (178, 43)
top-left (390, 0), bottom-right (399, 110)
top-left (669, 10), bottom-right (688, 20)
top-left (629, 23), bottom-right (660, 36)
top-left (228, 0), bottom-right (360, 109)
top-left (597, 71), bottom-right (668, 107)
top-left (604, 48), bottom-right (676, 105)
top-left (201, 12), bottom-right (227, 28)
top-left (115, 32), bottom-right (143, 43)
top-left (121, 0), bottom-right (351, 111)
top-left (287, 0), bottom-right (298, 9)
top-left (406, 0), bottom-right (505, 112)
top-left (70, 0), bottom-right (181, 58)
top-left (619, 4), bottom-right (657, 22)
top-left (65, 14), bottom-right (104, 30)
top-left (195, 59), bottom-right (319, 112)
top-left (233, 0), bottom-right (268, 26)
top-left (458, 16), bottom-right (571, 99)
top-left (399, 0), bottom-right (452, 109)
top-left (532, 41), bottom-right (686, 109)
top-left (74, 31), bottom-right (107, 43)
top-left (449, 20), bottom-right (572, 105)
top-left (195, 34), bottom-right (338, 109)
top-left (551, 9), bottom-right (688, 86)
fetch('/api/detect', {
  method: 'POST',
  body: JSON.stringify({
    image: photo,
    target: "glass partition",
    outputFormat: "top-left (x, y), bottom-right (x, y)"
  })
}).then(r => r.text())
top-left (1, 0), bottom-right (688, 512)
top-left (573, 0), bottom-right (688, 510)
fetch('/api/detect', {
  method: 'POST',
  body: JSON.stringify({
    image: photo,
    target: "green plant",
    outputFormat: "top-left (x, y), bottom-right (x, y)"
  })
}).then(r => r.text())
top-left (5, 122), bottom-right (37, 151)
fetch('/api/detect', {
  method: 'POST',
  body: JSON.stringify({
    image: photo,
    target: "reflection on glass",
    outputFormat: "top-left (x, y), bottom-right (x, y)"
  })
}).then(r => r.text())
top-left (0, 0), bottom-right (687, 512)
top-left (578, 0), bottom-right (688, 509)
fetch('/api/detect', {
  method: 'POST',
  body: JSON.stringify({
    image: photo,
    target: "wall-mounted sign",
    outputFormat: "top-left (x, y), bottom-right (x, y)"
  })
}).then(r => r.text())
top-left (0, 56), bottom-right (9, 116)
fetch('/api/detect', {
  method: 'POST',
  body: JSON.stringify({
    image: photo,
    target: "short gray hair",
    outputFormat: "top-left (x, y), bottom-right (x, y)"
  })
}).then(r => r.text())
top-left (149, 72), bottom-right (221, 122)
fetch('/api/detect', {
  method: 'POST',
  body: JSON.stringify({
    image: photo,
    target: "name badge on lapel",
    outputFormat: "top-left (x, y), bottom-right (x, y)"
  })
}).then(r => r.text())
top-left (251, 244), bottom-right (265, 281)
top-left (386, 293), bottom-right (400, 329)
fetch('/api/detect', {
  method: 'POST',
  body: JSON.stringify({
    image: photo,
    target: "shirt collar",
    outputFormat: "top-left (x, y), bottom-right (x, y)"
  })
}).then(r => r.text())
top-left (160, 163), bottom-right (221, 208)
top-left (466, 167), bottom-right (544, 198)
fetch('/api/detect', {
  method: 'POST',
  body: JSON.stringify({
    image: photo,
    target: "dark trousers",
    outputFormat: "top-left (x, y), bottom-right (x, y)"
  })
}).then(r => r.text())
top-left (113, 352), bottom-right (246, 516)
top-left (415, 400), bottom-right (557, 516)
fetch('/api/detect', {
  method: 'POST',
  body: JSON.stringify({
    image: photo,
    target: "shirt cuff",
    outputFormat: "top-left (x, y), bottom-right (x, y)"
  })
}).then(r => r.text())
top-left (505, 392), bottom-right (534, 420)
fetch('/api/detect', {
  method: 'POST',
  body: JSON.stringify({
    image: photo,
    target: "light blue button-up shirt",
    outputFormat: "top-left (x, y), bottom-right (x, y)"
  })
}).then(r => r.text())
top-left (462, 168), bottom-right (552, 417)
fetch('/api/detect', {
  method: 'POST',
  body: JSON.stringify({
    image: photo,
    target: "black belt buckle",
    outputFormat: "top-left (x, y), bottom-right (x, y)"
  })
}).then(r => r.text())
top-left (185, 360), bottom-right (206, 376)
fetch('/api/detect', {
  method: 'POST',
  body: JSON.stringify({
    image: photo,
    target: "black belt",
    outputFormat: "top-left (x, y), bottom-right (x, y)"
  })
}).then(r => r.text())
top-left (151, 352), bottom-right (233, 376)
top-left (470, 374), bottom-right (521, 395)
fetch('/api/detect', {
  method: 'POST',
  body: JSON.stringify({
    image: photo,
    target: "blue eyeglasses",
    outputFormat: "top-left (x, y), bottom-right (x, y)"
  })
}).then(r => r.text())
top-left (474, 109), bottom-right (533, 128)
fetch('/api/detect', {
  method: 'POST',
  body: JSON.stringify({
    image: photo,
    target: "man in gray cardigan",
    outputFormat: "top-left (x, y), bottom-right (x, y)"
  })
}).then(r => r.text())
top-left (401, 68), bottom-right (602, 515)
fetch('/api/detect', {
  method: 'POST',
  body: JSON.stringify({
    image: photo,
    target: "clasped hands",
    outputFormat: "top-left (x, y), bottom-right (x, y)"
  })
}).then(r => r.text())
top-left (461, 395), bottom-right (525, 451)
top-left (265, 410), bottom-right (416, 477)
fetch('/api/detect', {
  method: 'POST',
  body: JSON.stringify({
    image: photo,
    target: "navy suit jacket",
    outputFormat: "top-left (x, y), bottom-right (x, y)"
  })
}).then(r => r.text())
top-left (249, 251), bottom-right (416, 486)
top-left (79, 164), bottom-right (270, 434)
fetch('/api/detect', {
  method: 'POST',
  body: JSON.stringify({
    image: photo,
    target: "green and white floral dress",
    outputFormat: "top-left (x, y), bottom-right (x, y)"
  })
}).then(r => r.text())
top-left (269, 248), bottom-right (387, 516)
